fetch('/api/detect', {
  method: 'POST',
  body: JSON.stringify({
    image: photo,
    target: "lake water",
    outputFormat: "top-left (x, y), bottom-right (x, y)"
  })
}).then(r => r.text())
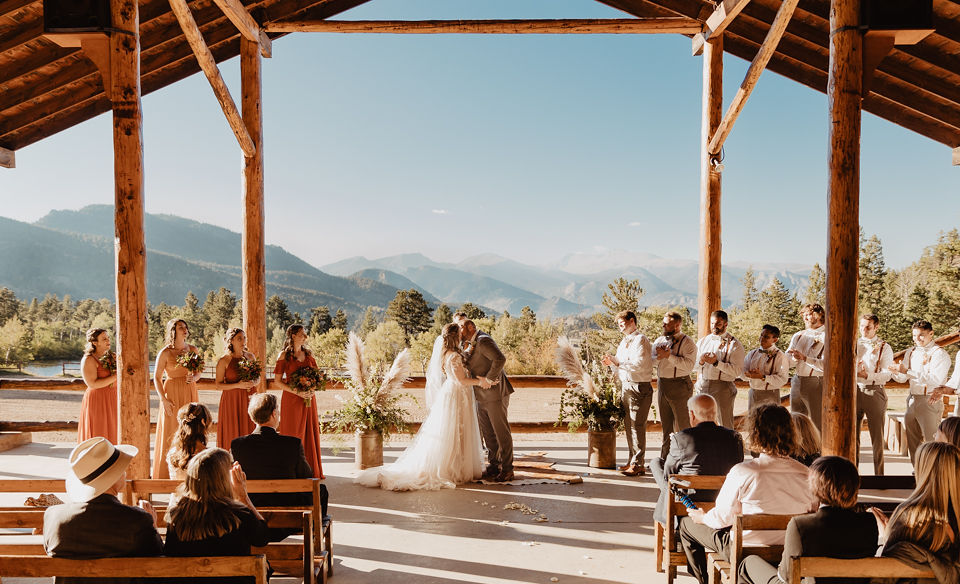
top-left (22, 361), bottom-right (75, 377)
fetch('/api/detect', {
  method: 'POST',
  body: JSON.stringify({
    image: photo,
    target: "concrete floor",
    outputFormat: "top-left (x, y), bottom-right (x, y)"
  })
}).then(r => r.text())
top-left (0, 432), bottom-right (914, 584)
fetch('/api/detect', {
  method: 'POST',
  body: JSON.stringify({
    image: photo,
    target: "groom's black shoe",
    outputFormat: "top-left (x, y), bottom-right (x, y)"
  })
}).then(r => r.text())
top-left (494, 471), bottom-right (515, 483)
top-left (481, 466), bottom-right (500, 479)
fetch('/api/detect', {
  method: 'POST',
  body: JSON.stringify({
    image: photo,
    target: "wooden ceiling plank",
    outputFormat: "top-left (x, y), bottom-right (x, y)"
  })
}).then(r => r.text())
top-left (212, 0), bottom-right (272, 56)
top-left (0, 19), bottom-right (41, 55)
top-left (693, 0), bottom-right (752, 55)
top-left (0, 0), bottom-right (37, 18)
top-left (168, 0), bottom-right (255, 157)
top-left (265, 18), bottom-right (703, 34)
top-left (0, 43), bottom-right (77, 88)
top-left (0, 145), bottom-right (13, 168)
top-left (0, 96), bottom-right (109, 151)
top-left (707, 0), bottom-right (800, 155)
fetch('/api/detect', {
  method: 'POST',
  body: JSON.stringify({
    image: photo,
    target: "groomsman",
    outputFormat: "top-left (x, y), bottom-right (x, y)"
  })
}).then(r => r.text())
top-left (855, 314), bottom-right (894, 475)
top-left (602, 310), bottom-right (653, 476)
top-left (742, 325), bottom-right (789, 411)
top-left (695, 310), bottom-right (744, 429)
top-left (787, 303), bottom-right (826, 430)
top-left (929, 326), bottom-right (960, 416)
top-left (889, 320), bottom-right (951, 465)
top-left (654, 311), bottom-right (697, 460)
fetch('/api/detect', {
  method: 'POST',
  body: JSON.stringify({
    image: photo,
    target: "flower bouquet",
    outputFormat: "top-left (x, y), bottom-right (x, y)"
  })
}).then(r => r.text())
top-left (289, 365), bottom-right (326, 406)
top-left (326, 332), bottom-right (413, 441)
top-left (176, 352), bottom-right (205, 377)
top-left (99, 351), bottom-right (117, 374)
top-left (235, 357), bottom-right (263, 383)
top-left (554, 336), bottom-right (624, 432)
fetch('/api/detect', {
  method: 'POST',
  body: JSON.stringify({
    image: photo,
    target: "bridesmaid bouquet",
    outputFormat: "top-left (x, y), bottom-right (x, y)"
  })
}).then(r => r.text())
top-left (235, 357), bottom-right (262, 382)
top-left (554, 336), bottom-right (624, 432)
top-left (289, 366), bottom-right (327, 406)
top-left (99, 351), bottom-right (117, 374)
top-left (176, 352), bottom-right (206, 376)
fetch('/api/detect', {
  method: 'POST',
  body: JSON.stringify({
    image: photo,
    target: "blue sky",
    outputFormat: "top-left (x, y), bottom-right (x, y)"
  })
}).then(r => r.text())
top-left (1, 0), bottom-right (957, 270)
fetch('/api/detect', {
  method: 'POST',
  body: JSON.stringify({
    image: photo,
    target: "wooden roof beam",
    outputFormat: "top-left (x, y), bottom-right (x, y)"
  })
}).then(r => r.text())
top-left (264, 18), bottom-right (702, 34)
top-left (0, 146), bottom-right (13, 168)
top-left (211, 0), bottom-right (272, 57)
top-left (168, 0), bottom-right (255, 157)
top-left (692, 0), bottom-right (752, 56)
top-left (707, 0), bottom-right (800, 156)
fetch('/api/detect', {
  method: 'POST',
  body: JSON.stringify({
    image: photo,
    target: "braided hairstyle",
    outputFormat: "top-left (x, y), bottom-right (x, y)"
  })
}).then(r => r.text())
top-left (166, 402), bottom-right (211, 474)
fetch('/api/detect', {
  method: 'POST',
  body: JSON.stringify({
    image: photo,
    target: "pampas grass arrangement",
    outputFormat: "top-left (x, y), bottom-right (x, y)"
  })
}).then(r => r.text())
top-left (554, 336), bottom-right (624, 432)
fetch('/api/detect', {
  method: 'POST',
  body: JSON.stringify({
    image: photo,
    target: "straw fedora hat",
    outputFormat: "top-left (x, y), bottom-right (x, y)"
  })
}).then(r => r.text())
top-left (66, 437), bottom-right (138, 502)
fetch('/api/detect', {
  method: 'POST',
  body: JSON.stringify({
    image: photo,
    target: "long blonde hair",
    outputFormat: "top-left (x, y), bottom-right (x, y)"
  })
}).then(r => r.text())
top-left (166, 448), bottom-right (244, 541)
top-left (887, 441), bottom-right (960, 553)
top-left (792, 412), bottom-right (822, 459)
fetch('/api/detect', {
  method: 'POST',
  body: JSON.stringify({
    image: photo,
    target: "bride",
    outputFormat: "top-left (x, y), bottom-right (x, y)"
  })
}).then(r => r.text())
top-left (356, 323), bottom-right (484, 491)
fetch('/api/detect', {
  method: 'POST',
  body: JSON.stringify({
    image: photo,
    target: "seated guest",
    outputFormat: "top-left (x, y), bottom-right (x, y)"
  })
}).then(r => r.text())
top-left (167, 402), bottom-right (212, 480)
top-left (936, 416), bottom-right (960, 448)
top-left (679, 404), bottom-right (818, 584)
top-left (650, 393), bottom-right (744, 524)
top-left (791, 412), bottom-right (822, 467)
top-left (874, 441), bottom-right (960, 582)
top-left (164, 448), bottom-right (270, 584)
top-left (44, 437), bottom-right (163, 583)
top-left (738, 456), bottom-right (879, 584)
top-left (232, 393), bottom-right (328, 515)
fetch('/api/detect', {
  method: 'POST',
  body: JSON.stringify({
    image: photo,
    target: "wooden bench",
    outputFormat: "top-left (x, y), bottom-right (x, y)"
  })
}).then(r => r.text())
top-left (0, 554), bottom-right (269, 582)
top-left (655, 474), bottom-right (726, 584)
top-left (790, 556), bottom-right (935, 582)
top-left (0, 478), bottom-right (67, 510)
top-left (707, 513), bottom-right (795, 584)
top-left (0, 508), bottom-right (324, 584)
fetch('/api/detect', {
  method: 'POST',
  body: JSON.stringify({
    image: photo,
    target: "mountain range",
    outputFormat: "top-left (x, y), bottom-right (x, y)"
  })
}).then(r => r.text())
top-left (1, 205), bottom-right (813, 321)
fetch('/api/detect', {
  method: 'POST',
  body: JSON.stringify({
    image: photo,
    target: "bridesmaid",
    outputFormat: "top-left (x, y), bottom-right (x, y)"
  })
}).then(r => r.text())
top-left (77, 328), bottom-right (118, 443)
top-left (215, 328), bottom-right (257, 449)
top-left (152, 318), bottom-right (201, 479)
top-left (273, 324), bottom-right (324, 478)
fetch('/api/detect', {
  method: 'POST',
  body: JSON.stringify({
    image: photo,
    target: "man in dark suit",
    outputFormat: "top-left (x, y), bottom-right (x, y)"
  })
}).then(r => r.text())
top-left (44, 437), bottom-right (163, 584)
top-left (459, 318), bottom-right (515, 482)
top-left (231, 392), bottom-right (327, 515)
top-left (650, 393), bottom-right (744, 524)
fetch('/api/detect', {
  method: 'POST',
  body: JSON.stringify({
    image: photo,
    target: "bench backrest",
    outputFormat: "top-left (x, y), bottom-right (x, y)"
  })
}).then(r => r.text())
top-left (730, 514), bottom-right (796, 574)
top-left (0, 554), bottom-right (269, 583)
top-left (665, 474), bottom-right (727, 557)
top-left (859, 475), bottom-right (916, 491)
top-left (790, 556), bottom-right (934, 582)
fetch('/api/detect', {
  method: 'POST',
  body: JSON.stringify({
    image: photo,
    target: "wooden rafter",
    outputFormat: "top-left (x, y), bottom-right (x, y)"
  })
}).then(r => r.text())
top-left (265, 18), bottom-right (702, 34)
top-left (0, 146), bottom-right (13, 168)
top-left (692, 0), bottom-right (752, 56)
top-left (168, 0), bottom-right (255, 157)
top-left (706, 0), bottom-right (800, 155)
top-left (212, 0), bottom-right (272, 57)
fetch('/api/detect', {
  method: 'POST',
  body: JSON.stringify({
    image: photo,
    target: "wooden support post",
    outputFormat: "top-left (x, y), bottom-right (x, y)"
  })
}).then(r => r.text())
top-left (211, 0), bottom-right (271, 57)
top-left (698, 36), bottom-right (724, 337)
top-left (823, 0), bottom-right (862, 462)
top-left (706, 0), bottom-right (799, 155)
top-left (168, 0), bottom-right (256, 157)
top-left (692, 0), bottom-right (752, 55)
top-left (0, 146), bottom-right (14, 168)
top-left (241, 36), bottom-right (266, 392)
top-left (265, 18), bottom-right (702, 35)
top-left (111, 0), bottom-right (149, 477)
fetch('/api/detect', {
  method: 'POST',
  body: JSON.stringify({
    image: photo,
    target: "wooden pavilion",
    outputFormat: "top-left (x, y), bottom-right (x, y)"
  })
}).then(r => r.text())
top-left (1, 0), bottom-right (958, 477)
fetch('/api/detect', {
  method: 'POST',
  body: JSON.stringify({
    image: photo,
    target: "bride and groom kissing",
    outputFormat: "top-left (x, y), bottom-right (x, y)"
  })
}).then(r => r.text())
top-left (356, 317), bottom-right (515, 490)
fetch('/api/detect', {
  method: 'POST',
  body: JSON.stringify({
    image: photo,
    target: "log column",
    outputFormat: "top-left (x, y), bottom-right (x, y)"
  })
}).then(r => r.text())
top-left (241, 36), bottom-right (266, 390)
top-left (111, 0), bottom-right (149, 476)
top-left (698, 36), bottom-right (723, 337)
top-left (823, 0), bottom-right (862, 461)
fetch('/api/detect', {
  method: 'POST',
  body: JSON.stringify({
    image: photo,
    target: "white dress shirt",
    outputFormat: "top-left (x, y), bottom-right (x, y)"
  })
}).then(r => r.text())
top-left (787, 326), bottom-right (826, 377)
top-left (696, 332), bottom-right (745, 382)
top-left (653, 332), bottom-right (696, 379)
top-left (855, 336), bottom-right (894, 388)
top-left (892, 341), bottom-right (951, 395)
top-left (945, 351), bottom-right (960, 390)
top-left (702, 454), bottom-right (817, 545)
top-left (612, 330), bottom-right (653, 383)
top-left (742, 347), bottom-right (789, 391)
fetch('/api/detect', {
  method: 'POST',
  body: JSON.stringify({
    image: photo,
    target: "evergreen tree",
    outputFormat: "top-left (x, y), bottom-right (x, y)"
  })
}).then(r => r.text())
top-left (266, 295), bottom-right (294, 332)
top-left (759, 278), bottom-right (802, 346)
top-left (456, 302), bottom-right (486, 320)
top-left (202, 288), bottom-right (237, 338)
top-left (520, 306), bottom-right (537, 327)
top-left (184, 292), bottom-right (200, 315)
top-left (904, 285), bottom-right (929, 324)
top-left (386, 289), bottom-right (433, 338)
top-left (358, 306), bottom-right (381, 338)
top-left (308, 306), bottom-right (332, 336)
top-left (332, 309), bottom-right (348, 331)
top-left (0, 287), bottom-right (20, 326)
top-left (803, 263), bottom-right (826, 306)
top-left (858, 234), bottom-right (887, 315)
top-left (740, 268), bottom-right (758, 309)
top-left (432, 303), bottom-right (453, 332)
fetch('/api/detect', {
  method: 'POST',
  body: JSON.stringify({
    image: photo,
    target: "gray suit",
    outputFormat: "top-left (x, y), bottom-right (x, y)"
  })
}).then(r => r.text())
top-left (465, 331), bottom-right (514, 474)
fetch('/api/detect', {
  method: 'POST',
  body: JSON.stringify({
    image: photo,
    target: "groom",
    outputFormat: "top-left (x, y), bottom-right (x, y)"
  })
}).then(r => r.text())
top-left (458, 318), bottom-right (515, 482)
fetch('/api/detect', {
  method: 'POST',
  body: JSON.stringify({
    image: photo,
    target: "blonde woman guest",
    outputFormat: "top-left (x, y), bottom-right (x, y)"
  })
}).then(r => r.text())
top-left (167, 403), bottom-right (212, 480)
top-left (164, 448), bottom-right (269, 584)
top-left (791, 412), bottom-right (822, 467)
top-left (77, 328), bottom-right (118, 443)
top-left (215, 328), bottom-right (258, 449)
top-left (272, 324), bottom-right (323, 478)
top-left (152, 319), bottom-right (201, 479)
top-left (872, 442), bottom-right (960, 579)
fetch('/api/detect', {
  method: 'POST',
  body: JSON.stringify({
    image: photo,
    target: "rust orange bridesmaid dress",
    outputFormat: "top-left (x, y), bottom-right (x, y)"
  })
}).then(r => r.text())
top-left (216, 357), bottom-right (255, 449)
top-left (77, 357), bottom-right (117, 443)
top-left (152, 358), bottom-right (199, 479)
top-left (275, 354), bottom-right (324, 478)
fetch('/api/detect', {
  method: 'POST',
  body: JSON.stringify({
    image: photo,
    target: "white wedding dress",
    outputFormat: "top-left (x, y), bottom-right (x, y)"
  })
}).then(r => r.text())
top-left (355, 344), bottom-right (484, 491)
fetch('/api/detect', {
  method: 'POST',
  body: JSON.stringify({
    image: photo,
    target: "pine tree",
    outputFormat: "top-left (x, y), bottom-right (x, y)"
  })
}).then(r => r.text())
top-left (431, 304), bottom-right (453, 333)
top-left (759, 278), bottom-right (802, 346)
top-left (803, 263), bottom-right (826, 306)
top-left (308, 306), bottom-right (332, 336)
top-left (520, 306), bottom-right (537, 327)
top-left (358, 306), bottom-right (381, 338)
top-left (904, 285), bottom-right (929, 324)
top-left (386, 289), bottom-right (433, 338)
top-left (740, 268), bottom-right (758, 309)
top-left (456, 302), bottom-right (486, 320)
top-left (266, 295), bottom-right (294, 332)
top-left (332, 309), bottom-right (348, 331)
top-left (858, 234), bottom-right (887, 315)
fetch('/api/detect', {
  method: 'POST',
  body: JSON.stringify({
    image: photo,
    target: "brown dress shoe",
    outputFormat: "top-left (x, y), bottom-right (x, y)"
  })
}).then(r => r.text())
top-left (481, 466), bottom-right (500, 479)
top-left (618, 463), bottom-right (634, 471)
top-left (620, 466), bottom-right (640, 476)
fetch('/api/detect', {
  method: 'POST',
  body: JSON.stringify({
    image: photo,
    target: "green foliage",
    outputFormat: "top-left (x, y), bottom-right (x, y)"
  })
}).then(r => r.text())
top-left (325, 381), bottom-right (413, 440)
top-left (385, 289), bottom-right (432, 338)
top-left (308, 306), bottom-right (332, 336)
top-left (308, 328), bottom-right (349, 368)
top-left (490, 314), bottom-right (565, 375)
top-left (456, 302), bottom-right (486, 320)
top-left (0, 317), bottom-right (33, 364)
top-left (357, 307), bottom-right (382, 338)
top-left (364, 321), bottom-right (408, 368)
top-left (331, 309), bottom-right (348, 332)
top-left (266, 295), bottom-right (295, 333)
top-left (432, 304), bottom-right (453, 332)
top-left (803, 263), bottom-right (826, 306)
top-left (556, 361), bottom-right (624, 432)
